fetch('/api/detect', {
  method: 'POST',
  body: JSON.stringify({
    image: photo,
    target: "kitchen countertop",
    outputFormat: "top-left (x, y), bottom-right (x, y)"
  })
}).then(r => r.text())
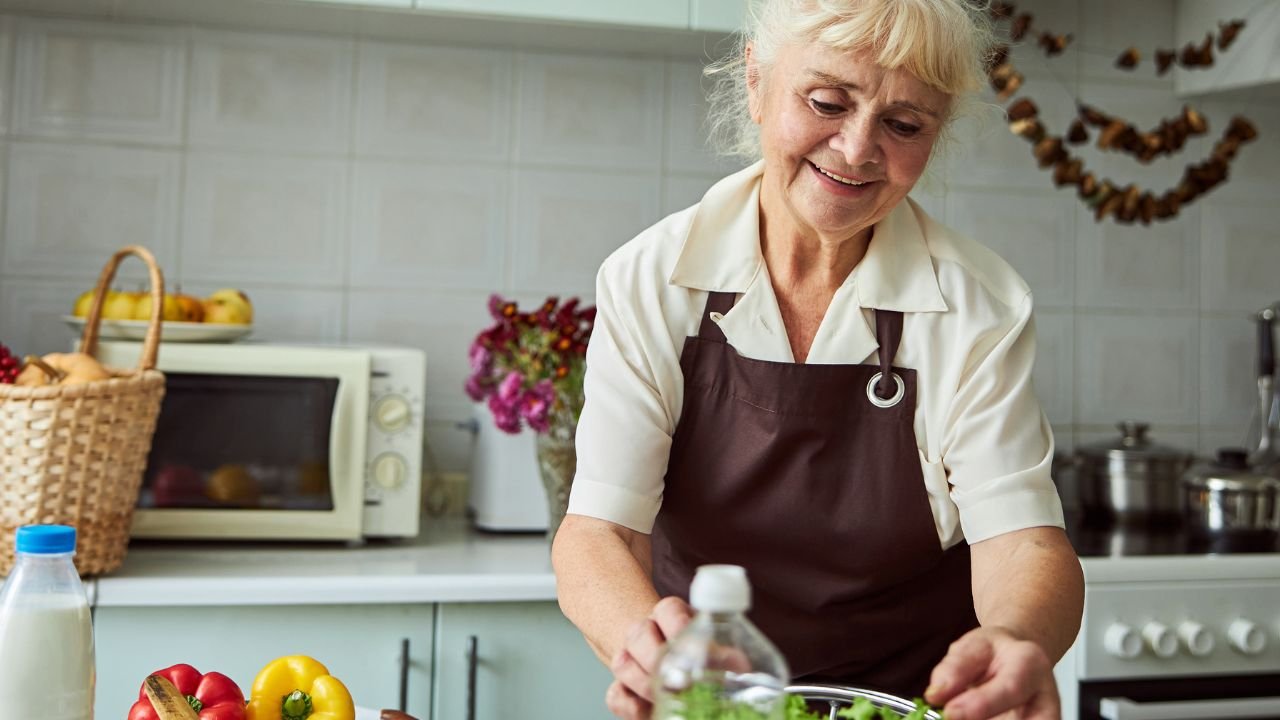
top-left (89, 519), bottom-right (556, 607)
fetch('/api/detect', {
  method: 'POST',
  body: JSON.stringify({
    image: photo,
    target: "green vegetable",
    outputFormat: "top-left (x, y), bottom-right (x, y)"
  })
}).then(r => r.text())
top-left (662, 684), bottom-right (942, 720)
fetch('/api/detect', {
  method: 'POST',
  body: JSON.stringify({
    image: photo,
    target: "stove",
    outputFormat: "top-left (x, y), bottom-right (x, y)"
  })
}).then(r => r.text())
top-left (1055, 515), bottom-right (1280, 719)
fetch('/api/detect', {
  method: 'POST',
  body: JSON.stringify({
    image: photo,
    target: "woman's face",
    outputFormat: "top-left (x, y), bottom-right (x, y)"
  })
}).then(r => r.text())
top-left (749, 42), bottom-right (950, 242)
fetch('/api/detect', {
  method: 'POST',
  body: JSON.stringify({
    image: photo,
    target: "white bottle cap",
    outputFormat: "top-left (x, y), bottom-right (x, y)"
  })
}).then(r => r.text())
top-left (690, 564), bottom-right (751, 613)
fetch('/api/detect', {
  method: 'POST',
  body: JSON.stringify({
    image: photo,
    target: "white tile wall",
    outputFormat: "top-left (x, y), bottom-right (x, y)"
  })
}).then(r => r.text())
top-left (13, 18), bottom-right (185, 145)
top-left (354, 42), bottom-right (513, 162)
top-left (187, 29), bottom-right (353, 154)
top-left (515, 51), bottom-right (665, 170)
top-left (349, 159), bottom-right (508, 291)
top-left (0, 1), bottom-right (1277, 474)
top-left (2, 141), bottom-right (181, 280)
top-left (181, 151), bottom-right (348, 285)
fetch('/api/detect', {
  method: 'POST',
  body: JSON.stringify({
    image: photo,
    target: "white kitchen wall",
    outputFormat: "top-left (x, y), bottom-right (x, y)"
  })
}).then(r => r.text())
top-left (0, 0), bottom-right (1277, 478)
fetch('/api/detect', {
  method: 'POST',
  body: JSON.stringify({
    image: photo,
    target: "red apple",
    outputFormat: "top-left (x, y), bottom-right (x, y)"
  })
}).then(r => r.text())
top-left (150, 463), bottom-right (204, 507)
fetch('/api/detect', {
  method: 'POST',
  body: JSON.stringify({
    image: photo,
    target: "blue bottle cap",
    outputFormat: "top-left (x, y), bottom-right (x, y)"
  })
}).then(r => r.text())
top-left (15, 524), bottom-right (77, 554)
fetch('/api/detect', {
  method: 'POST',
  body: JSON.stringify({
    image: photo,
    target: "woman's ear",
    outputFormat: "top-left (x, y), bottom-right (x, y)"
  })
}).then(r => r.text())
top-left (745, 43), bottom-right (763, 124)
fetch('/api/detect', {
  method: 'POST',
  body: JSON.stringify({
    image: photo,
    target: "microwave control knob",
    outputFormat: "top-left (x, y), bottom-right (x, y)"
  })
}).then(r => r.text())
top-left (1177, 621), bottom-right (1214, 657)
top-left (374, 395), bottom-right (412, 432)
top-left (373, 452), bottom-right (408, 489)
top-left (1103, 623), bottom-right (1142, 659)
top-left (1227, 619), bottom-right (1266, 655)
top-left (1141, 622), bottom-right (1178, 658)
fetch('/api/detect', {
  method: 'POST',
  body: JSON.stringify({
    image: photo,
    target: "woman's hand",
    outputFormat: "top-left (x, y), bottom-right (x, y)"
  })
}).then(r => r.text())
top-left (606, 596), bottom-right (694, 719)
top-left (924, 625), bottom-right (1059, 720)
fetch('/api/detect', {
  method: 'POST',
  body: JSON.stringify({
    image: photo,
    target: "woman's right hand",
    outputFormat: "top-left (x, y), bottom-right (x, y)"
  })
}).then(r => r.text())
top-left (606, 595), bottom-right (694, 720)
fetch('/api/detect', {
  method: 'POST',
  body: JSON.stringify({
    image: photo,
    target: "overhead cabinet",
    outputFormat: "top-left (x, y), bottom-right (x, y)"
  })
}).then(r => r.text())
top-left (0, 0), bottom-right (744, 55)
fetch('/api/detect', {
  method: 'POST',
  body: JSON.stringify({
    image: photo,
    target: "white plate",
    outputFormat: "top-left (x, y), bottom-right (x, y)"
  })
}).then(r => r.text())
top-left (62, 315), bottom-right (253, 343)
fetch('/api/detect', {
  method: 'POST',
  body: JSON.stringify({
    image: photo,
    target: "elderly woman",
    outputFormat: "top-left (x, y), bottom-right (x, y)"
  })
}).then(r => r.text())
top-left (552, 1), bottom-right (1084, 718)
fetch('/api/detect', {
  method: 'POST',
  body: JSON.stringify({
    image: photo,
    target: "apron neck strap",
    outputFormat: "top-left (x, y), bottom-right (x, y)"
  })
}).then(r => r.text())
top-left (698, 291), bottom-right (737, 342)
top-left (874, 310), bottom-right (904, 397)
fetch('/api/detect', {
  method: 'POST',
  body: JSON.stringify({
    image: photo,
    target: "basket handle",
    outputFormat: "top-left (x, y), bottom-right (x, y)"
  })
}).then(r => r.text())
top-left (79, 245), bottom-right (165, 370)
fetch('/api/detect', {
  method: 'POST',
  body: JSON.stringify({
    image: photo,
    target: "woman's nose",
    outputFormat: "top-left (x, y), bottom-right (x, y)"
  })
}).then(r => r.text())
top-left (830, 117), bottom-right (882, 167)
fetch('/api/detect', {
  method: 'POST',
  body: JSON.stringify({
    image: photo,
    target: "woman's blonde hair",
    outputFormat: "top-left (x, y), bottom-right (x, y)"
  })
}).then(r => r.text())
top-left (705, 0), bottom-right (999, 163)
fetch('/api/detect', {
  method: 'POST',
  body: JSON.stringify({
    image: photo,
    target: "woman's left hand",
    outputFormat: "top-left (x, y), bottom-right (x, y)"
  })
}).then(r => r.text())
top-left (923, 625), bottom-right (1059, 720)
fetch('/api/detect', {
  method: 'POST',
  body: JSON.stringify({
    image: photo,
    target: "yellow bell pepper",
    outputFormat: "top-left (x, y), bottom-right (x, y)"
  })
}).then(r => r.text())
top-left (246, 655), bottom-right (354, 720)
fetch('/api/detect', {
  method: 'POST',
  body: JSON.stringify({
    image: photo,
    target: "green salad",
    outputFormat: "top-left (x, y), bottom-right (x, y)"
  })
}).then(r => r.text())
top-left (665, 684), bottom-right (942, 720)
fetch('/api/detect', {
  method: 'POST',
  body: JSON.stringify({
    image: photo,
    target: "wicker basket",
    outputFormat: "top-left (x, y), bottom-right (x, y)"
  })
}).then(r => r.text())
top-left (0, 245), bottom-right (167, 576)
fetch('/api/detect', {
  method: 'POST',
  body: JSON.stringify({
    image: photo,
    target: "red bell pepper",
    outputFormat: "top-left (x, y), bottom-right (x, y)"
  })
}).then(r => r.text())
top-left (128, 663), bottom-right (247, 720)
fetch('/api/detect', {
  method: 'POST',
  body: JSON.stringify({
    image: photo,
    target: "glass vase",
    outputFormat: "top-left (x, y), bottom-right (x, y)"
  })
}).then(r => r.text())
top-left (534, 430), bottom-right (576, 548)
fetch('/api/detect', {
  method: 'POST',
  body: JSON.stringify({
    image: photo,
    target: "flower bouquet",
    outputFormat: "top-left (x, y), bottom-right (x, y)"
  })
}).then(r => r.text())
top-left (465, 294), bottom-right (595, 437)
top-left (464, 295), bottom-right (596, 543)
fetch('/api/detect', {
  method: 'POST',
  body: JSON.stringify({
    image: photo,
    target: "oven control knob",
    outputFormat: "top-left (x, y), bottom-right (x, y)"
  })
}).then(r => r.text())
top-left (1142, 622), bottom-right (1178, 658)
top-left (373, 395), bottom-right (412, 432)
top-left (373, 452), bottom-right (408, 489)
top-left (1177, 621), bottom-right (1214, 657)
top-left (1103, 623), bottom-right (1142, 659)
top-left (1227, 619), bottom-right (1266, 655)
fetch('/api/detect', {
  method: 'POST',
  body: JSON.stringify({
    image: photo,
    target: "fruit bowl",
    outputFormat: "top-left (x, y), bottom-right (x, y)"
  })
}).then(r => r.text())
top-left (62, 315), bottom-right (253, 343)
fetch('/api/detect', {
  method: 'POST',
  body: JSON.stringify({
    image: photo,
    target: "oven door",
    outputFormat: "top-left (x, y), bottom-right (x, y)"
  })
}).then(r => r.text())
top-left (1082, 676), bottom-right (1280, 720)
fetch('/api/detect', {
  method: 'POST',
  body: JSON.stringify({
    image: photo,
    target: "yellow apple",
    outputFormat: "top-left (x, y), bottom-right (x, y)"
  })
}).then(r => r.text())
top-left (206, 286), bottom-right (250, 320)
top-left (202, 289), bottom-right (253, 325)
top-left (71, 290), bottom-right (96, 318)
top-left (100, 290), bottom-right (139, 321)
top-left (133, 293), bottom-right (184, 322)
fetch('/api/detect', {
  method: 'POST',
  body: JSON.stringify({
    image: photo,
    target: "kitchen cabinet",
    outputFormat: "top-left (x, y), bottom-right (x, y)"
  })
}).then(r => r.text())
top-left (93, 603), bottom-right (435, 719)
top-left (432, 601), bottom-right (614, 720)
top-left (414, 0), bottom-right (688, 30)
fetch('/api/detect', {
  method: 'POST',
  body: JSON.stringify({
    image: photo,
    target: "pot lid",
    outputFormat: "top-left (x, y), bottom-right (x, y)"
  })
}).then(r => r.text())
top-left (1076, 421), bottom-right (1193, 462)
top-left (1182, 448), bottom-right (1280, 492)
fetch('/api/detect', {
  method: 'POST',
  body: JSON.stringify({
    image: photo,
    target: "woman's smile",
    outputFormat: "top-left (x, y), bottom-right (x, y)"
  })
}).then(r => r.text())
top-left (807, 160), bottom-right (879, 196)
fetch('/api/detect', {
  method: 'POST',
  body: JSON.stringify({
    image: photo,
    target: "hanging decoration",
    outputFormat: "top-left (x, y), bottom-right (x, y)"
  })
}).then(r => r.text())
top-left (985, 2), bottom-right (1260, 224)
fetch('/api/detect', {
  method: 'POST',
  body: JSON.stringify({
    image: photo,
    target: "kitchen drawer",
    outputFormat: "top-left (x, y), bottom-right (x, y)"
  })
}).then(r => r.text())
top-left (94, 603), bottom-right (434, 719)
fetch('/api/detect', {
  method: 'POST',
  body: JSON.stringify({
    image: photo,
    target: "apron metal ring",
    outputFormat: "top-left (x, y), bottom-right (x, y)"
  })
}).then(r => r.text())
top-left (866, 372), bottom-right (905, 408)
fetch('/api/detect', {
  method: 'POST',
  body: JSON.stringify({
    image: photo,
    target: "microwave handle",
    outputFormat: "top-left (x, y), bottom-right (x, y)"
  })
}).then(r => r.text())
top-left (1100, 695), bottom-right (1280, 719)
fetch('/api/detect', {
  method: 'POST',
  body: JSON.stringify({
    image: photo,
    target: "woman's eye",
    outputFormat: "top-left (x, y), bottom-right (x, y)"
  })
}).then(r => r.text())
top-left (887, 119), bottom-right (921, 136)
top-left (809, 98), bottom-right (844, 115)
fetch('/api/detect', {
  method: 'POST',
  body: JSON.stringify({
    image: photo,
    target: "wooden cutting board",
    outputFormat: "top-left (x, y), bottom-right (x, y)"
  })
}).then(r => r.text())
top-left (142, 675), bottom-right (200, 720)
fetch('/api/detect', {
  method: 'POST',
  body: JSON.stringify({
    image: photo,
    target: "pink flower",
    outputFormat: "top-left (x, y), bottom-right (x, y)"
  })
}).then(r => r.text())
top-left (488, 393), bottom-right (521, 434)
top-left (468, 342), bottom-right (492, 373)
top-left (520, 380), bottom-right (555, 433)
top-left (497, 371), bottom-right (523, 402)
top-left (464, 373), bottom-right (487, 402)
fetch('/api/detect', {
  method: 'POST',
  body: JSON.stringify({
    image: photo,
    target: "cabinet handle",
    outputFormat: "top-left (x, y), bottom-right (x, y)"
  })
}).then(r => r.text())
top-left (466, 635), bottom-right (478, 720)
top-left (398, 637), bottom-right (410, 712)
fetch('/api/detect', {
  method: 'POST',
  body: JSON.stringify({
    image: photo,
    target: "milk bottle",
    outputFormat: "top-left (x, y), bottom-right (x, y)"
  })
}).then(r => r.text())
top-left (0, 524), bottom-right (95, 719)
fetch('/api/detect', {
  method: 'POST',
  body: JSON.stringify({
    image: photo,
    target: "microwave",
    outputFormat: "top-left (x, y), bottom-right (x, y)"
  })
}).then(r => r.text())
top-left (94, 341), bottom-right (426, 541)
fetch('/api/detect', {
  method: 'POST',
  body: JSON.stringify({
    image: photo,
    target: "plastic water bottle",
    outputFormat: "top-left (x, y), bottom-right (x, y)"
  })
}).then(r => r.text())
top-left (0, 525), bottom-right (96, 719)
top-left (653, 565), bottom-right (791, 720)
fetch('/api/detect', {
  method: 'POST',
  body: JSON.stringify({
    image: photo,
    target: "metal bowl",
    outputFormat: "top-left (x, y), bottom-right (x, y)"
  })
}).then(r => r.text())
top-left (786, 684), bottom-right (941, 719)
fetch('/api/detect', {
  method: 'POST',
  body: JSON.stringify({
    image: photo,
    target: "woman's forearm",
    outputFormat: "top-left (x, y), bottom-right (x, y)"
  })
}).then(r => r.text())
top-left (969, 526), bottom-right (1084, 662)
top-left (552, 513), bottom-right (662, 664)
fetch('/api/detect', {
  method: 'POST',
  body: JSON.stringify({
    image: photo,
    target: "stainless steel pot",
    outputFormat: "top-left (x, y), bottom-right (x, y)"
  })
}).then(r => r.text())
top-left (1074, 421), bottom-right (1195, 526)
top-left (1182, 448), bottom-right (1280, 536)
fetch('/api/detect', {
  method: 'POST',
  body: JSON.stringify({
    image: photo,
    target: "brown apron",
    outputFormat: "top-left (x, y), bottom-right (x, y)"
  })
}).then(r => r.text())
top-left (652, 291), bottom-right (979, 696)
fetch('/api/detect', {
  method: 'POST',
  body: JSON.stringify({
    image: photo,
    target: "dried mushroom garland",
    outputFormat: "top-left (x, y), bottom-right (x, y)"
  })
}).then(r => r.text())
top-left (986, 2), bottom-right (1260, 224)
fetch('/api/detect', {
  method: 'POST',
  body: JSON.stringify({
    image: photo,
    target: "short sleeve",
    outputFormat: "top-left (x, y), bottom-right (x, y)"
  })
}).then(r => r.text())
top-left (567, 262), bottom-right (676, 534)
top-left (942, 292), bottom-right (1064, 543)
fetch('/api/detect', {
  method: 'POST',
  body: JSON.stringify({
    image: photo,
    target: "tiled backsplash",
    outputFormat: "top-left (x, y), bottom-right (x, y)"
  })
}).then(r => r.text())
top-left (0, 0), bottom-right (1277, 475)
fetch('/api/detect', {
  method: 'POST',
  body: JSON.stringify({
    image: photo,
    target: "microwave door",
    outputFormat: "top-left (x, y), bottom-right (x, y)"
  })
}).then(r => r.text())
top-left (128, 346), bottom-right (370, 540)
